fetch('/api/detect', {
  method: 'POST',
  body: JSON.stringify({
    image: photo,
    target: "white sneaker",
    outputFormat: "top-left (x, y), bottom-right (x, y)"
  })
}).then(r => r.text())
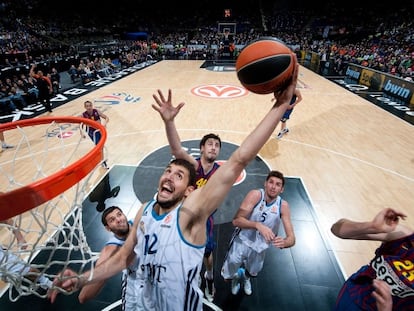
top-left (276, 128), bottom-right (289, 139)
top-left (231, 277), bottom-right (240, 295)
top-left (2, 143), bottom-right (14, 149)
top-left (243, 277), bottom-right (252, 295)
top-left (231, 267), bottom-right (245, 295)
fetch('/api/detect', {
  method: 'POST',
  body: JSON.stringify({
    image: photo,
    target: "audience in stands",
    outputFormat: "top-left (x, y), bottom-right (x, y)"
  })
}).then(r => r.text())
top-left (0, 0), bottom-right (412, 116)
top-left (49, 67), bottom-right (61, 95)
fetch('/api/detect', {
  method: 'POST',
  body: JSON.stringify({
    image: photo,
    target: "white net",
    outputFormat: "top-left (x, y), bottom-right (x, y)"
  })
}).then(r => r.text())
top-left (0, 117), bottom-right (106, 301)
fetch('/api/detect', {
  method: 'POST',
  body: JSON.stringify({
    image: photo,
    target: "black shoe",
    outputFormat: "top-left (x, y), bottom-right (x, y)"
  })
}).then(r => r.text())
top-left (204, 272), bottom-right (215, 302)
top-left (96, 202), bottom-right (106, 212)
top-left (110, 186), bottom-right (121, 197)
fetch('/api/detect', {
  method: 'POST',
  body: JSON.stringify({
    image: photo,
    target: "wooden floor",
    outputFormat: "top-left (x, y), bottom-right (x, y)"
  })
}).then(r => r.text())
top-left (1, 60), bottom-right (414, 309)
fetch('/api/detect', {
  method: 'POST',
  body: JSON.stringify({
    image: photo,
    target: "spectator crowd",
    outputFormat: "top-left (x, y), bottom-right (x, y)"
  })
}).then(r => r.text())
top-left (0, 0), bottom-right (413, 114)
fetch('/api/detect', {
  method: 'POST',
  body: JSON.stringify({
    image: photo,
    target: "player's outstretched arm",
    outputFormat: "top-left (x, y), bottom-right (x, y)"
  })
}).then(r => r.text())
top-left (191, 63), bottom-right (300, 220)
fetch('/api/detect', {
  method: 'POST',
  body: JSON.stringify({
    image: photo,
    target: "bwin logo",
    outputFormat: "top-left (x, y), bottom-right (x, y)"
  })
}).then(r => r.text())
top-left (383, 80), bottom-right (411, 99)
top-left (346, 67), bottom-right (360, 80)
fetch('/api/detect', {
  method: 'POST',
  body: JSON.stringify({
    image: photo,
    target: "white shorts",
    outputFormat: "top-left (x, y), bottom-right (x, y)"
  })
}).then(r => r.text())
top-left (122, 268), bottom-right (144, 310)
top-left (221, 236), bottom-right (266, 279)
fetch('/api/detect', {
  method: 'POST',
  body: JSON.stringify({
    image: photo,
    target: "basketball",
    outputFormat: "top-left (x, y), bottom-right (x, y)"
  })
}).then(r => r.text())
top-left (236, 37), bottom-right (296, 94)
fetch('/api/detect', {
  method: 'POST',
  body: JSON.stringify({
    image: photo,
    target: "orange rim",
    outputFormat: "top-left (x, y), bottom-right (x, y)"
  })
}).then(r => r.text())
top-left (0, 117), bottom-right (106, 221)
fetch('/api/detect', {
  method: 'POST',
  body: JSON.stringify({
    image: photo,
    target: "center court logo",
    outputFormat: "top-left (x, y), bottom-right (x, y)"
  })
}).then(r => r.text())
top-left (132, 140), bottom-right (270, 224)
top-left (191, 84), bottom-right (248, 98)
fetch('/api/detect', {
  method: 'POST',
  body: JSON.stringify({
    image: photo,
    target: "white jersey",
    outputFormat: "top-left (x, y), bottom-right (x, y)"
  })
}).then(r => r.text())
top-left (134, 199), bottom-right (204, 311)
top-left (238, 189), bottom-right (282, 253)
top-left (221, 190), bottom-right (283, 278)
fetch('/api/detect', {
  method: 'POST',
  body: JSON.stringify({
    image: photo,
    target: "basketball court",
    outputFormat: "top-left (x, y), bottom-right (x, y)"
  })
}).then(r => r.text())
top-left (1, 59), bottom-right (413, 310)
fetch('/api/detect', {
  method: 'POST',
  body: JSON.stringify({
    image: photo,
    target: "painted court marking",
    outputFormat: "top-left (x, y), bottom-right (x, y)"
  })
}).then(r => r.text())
top-left (110, 127), bottom-right (414, 183)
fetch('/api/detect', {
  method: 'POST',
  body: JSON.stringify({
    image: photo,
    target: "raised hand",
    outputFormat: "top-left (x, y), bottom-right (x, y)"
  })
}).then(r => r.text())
top-left (372, 208), bottom-right (407, 233)
top-left (151, 89), bottom-right (185, 122)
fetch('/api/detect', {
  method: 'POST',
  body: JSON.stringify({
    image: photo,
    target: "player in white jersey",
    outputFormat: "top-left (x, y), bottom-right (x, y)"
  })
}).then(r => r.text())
top-left (78, 206), bottom-right (138, 310)
top-left (0, 199), bottom-right (51, 294)
top-left (135, 198), bottom-right (205, 309)
top-left (49, 62), bottom-right (299, 310)
top-left (0, 247), bottom-right (52, 293)
top-left (221, 170), bottom-right (296, 296)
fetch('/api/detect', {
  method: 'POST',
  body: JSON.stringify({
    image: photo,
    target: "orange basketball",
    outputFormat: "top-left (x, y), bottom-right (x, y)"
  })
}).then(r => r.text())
top-left (236, 37), bottom-right (296, 94)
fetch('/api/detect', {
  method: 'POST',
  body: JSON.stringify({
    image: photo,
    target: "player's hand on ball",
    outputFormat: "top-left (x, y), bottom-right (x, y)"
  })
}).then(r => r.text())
top-left (272, 60), bottom-right (299, 108)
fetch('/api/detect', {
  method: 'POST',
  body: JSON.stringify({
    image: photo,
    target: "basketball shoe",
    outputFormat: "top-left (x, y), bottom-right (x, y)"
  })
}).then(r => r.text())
top-left (2, 143), bottom-right (14, 150)
top-left (276, 128), bottom-right (289, 139)
top-left (204, 271), bottom-right (215, 302)
top-left (231, 267), bottom-right (245, 295)
top-left (243, 277), bottom-right (252, 295)
top-left (231, 277), bottom-right (240, 295)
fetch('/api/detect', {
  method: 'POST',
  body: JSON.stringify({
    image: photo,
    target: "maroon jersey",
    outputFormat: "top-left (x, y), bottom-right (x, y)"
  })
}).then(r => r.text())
top-left (82, 108), bottom-right (100, 122)
top-left (194, 158), bottom-right (220, 189)
top-left (82, 108), bottom-right (102, 143)
top-left (337, 233), bottom-right (414, 310)
top-left (195, 158), bottom-right (220, 252)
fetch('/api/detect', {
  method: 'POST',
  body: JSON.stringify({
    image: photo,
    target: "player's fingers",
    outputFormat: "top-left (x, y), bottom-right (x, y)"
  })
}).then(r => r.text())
top-left (151, 103), bottom-right (160, 112)
top-left (48, 289), bottom-right (58, 303)
top-left (152, 93), bottom-right (162, 106)
top-left (157, 89), bottom-right (166, 103)
top-left (176, 102), bottom-right (185, 111)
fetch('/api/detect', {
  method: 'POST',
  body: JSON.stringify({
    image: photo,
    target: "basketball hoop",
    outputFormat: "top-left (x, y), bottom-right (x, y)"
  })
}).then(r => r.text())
top-left (0, 116), bottom-right (106, 301)
top-left (0, 117), bottom-right (106, 221)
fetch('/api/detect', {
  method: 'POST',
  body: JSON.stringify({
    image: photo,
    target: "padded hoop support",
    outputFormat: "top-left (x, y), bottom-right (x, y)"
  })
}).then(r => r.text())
top-left (0, 116), bottom-right (106, 221)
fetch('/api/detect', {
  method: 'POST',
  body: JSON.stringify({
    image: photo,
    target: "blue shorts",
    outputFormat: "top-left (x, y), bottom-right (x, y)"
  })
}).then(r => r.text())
top-left (88, 129), bottom-right (102, 145)
top-left (281, 108), bottom-right (293, 122)
top-left (204, 215), bottom-right (216, 257)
